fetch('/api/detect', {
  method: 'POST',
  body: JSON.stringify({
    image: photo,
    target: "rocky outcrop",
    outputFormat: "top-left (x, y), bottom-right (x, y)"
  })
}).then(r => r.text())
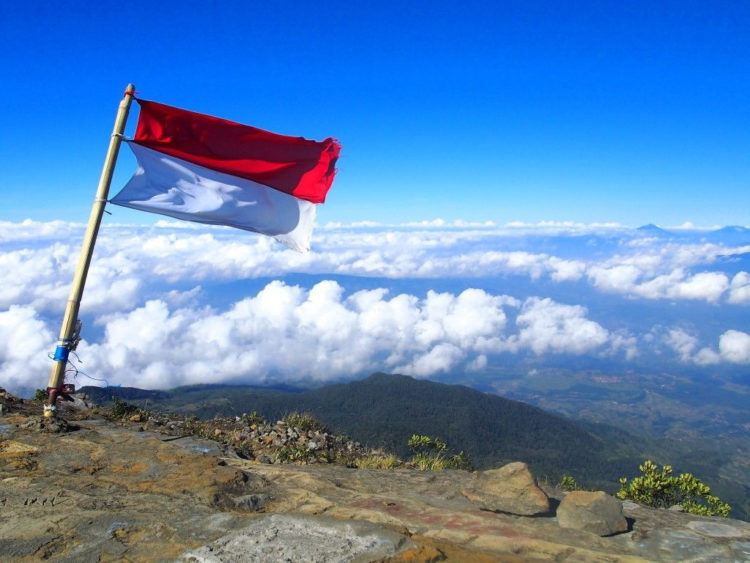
top-left (557, 490), bottom-right (628, 536)
top-left (461, 461), bottom-right (550, 516)
top-left (2, 395), bottom-right (750, 562)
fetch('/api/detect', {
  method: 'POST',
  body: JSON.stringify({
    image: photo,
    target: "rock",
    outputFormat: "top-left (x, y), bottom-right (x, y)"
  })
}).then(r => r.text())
top-left (462, 461), bottom-right (550, 516)
top-left (686, 520), bottom-right (744, 538)
top-left (231, 493), bottom-right (270, 512)
top-left (179, 514), bottom-right (413, 562)
top-left (557, 491), bottom-right (628, 536)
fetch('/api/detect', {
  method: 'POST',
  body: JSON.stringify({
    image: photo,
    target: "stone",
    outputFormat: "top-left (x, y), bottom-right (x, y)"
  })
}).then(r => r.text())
top-left (231, 493), bottom-right (270, 512)
top-left (686, 520), bottom-right (744, 538)
top-left (462, 461), bottom-right (550, 516)
top-left (179, 514), bottom-right (413, 562)
top-left (557, 490), bottom-right (628, 536)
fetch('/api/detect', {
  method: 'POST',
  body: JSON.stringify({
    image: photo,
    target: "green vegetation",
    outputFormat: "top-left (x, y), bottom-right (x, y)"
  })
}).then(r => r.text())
top-left (354, 452), bottom-right (401, 469)
top-left (242, 411), bottom-right (265, 425)
top-left (407, 434), bottom-right (472, 471)
top-left (558, 474), bottom-right (580, 492)
top-left (276, 444), bottom-right (309, 463)
top-left (617, 460), bottom-right (731, 517)
top-left (34, 389), bottom-right (47, 402)
top-left (111, 395), bottom-right (136, 418)
top-left (283, 411), bottom-right (328, 433)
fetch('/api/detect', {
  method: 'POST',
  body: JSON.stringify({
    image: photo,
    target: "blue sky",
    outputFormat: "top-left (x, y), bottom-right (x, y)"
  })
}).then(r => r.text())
top-left (2, 1), bottom-right (749, 227)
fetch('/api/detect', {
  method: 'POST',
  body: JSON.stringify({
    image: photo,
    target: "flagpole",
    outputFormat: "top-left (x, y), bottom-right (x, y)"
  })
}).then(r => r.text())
top-left (44, 83), bottom-right (136, 418)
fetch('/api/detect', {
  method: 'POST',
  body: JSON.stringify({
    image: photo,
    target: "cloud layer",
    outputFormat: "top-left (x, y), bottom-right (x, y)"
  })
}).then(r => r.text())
top-left (1, 220), bottom-right (749, 393)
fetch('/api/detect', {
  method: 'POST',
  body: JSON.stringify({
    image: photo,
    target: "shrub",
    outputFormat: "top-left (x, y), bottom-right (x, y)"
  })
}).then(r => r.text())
top-left (354, 453), bottom-right (402, 470)
top-left (34, 389), bottom-right (48, 402)
top-left (110, 395), bottom-right (135, 418)
top-left (407, 434), bottom-right (472, 471)
top-left (558, 474), bottom-right (579, 492)
top-left (617, 460), bottom-right (731, 517)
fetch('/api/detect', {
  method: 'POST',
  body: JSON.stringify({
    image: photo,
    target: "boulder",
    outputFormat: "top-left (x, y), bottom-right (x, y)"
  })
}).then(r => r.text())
top-left (557, 490), bottom-right (628, 536)
top-left (462, 461), bottom-right (550, 516)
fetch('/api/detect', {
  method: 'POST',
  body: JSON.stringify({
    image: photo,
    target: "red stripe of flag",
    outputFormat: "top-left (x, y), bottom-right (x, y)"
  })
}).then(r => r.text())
top-left (133, 99), bottom-right (341, 204)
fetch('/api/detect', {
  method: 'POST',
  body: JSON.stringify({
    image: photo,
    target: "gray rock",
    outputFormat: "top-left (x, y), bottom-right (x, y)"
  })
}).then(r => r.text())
top-left (462, 461), bottom-right (550, 516)
top-left (179, 514), bottom-right (413, 562)
top-left (686, 520), bottom-right (744, 538)
top-left (557, 491), bottom-right (628, 536)
top-left (231, 493), bottom-right (270, 512)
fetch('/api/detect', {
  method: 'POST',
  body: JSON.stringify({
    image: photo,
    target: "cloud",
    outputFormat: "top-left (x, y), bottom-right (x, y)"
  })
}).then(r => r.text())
top-left (0, 306), bottom-right (55, 393)
top-left (2, 220), bottom-right (748, 394)
top-left (3, 222), bottom-right (748, 315)
top-left (665, 327), bottom-right (750, 365)
top-left (664, 328), bottom-right (700, 363)
top-left (718, 330), bottom-right (750, 364)
top-left (76, 282), bottom-right (520, 389)
top-left (3, 276), bottom-right (634, 393)
top-left (515, 298), bottom-right (610, 355)
top-left (729, 272), bottom-right (750, 304)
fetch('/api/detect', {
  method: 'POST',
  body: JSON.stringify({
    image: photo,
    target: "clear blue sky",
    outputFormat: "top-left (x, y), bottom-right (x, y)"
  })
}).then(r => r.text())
top-left (2, 0), bottom-right (748, 227)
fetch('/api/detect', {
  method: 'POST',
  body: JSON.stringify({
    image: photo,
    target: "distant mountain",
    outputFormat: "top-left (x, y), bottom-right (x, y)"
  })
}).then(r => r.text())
top-left (636, 223), bottom-right (669, 236)
top-left (82, 373), bottom-right (655, 490)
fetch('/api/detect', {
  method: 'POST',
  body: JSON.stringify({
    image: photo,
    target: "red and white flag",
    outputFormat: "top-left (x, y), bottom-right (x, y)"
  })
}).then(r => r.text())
top-left (111, 100), bottom-right (341, 252)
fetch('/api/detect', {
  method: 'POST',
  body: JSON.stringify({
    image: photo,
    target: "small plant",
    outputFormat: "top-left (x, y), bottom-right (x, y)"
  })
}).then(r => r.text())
top-left (354, 453), bottom-right (402, 470)
top-left (242, 411), bottom-right (265, 426)
top-left (407, 434), bottom-right (472, 471)
top-left (617, 460), bottom-right (731, 517)
top-left (283, 411), bottom-right (327, 433)
top-left (110, 395), bottom-right (135, 418)
top-left (276, 444), bottom-right (308, 463)
top-left (183, 414), bottom-right (199, 433)
top-left (558, 475), bottom-right (579, 492)
top-left (34, 389), bottom-right (47, 402)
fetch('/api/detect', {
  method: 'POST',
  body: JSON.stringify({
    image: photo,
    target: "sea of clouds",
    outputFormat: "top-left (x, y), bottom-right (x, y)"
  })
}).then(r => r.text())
top-left (1, 219), bottom-right (749, 395)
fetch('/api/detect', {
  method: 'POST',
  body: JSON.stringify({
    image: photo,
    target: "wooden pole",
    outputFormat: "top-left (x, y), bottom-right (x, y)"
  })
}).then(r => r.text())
top-left (45, 84), bottom-right (136, 417)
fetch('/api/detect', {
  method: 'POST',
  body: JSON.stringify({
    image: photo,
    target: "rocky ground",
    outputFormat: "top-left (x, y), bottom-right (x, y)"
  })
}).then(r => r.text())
top-left (1, 391), bottom-right (749, 562)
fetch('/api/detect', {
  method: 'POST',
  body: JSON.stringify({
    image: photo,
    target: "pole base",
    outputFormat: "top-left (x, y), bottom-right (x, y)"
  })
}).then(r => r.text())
top-left (43, 404), bottom-right (57, 418)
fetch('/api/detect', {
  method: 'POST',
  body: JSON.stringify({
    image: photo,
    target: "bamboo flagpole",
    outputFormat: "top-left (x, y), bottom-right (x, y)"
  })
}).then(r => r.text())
top-left (44, 84), bottom-right (136, 418)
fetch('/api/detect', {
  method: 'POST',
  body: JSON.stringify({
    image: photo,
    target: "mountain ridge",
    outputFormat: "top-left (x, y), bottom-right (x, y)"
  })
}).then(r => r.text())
top-left (81, 372), bottom-right (657, 491)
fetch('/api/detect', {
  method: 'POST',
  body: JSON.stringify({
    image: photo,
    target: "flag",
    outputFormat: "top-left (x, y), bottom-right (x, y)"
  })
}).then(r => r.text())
top-left (111, 100), bottom-right (341, 252)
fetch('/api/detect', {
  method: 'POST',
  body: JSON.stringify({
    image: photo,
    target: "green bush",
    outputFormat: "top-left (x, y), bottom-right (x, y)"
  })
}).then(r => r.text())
top-left (110, 395), bottom-right (136, 418)
top-left (34, 389), bottom-right (48, 402)
top-left (558, 474), bottom-right (579, 492)
top-left (407, 434), bottom-right (472, 471)
top-left (617, 460), bottom-right (730, 517)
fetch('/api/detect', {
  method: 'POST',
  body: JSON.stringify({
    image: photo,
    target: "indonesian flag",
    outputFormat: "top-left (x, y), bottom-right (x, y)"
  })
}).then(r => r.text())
top-left (111, 100), bottom-right (341, 252)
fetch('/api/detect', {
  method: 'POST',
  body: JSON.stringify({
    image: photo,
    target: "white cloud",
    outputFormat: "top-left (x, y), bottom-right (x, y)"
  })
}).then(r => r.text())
top-left (76, 282), bottom-right (519, 389)
top-left (515, 298), bottom-right (610, 355)
top-left (0, 306), bottom-right (55, 393)
top-left (665, 327), bottom-right (750, 365)
top-left (718, 330), bottom-right (750, 364)
top-left (664, 328), bottom-right (699, 363)
top-left (1, 220), bottom-right (748, 394)
top-left (728, 272), bottom-right (750, 304)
